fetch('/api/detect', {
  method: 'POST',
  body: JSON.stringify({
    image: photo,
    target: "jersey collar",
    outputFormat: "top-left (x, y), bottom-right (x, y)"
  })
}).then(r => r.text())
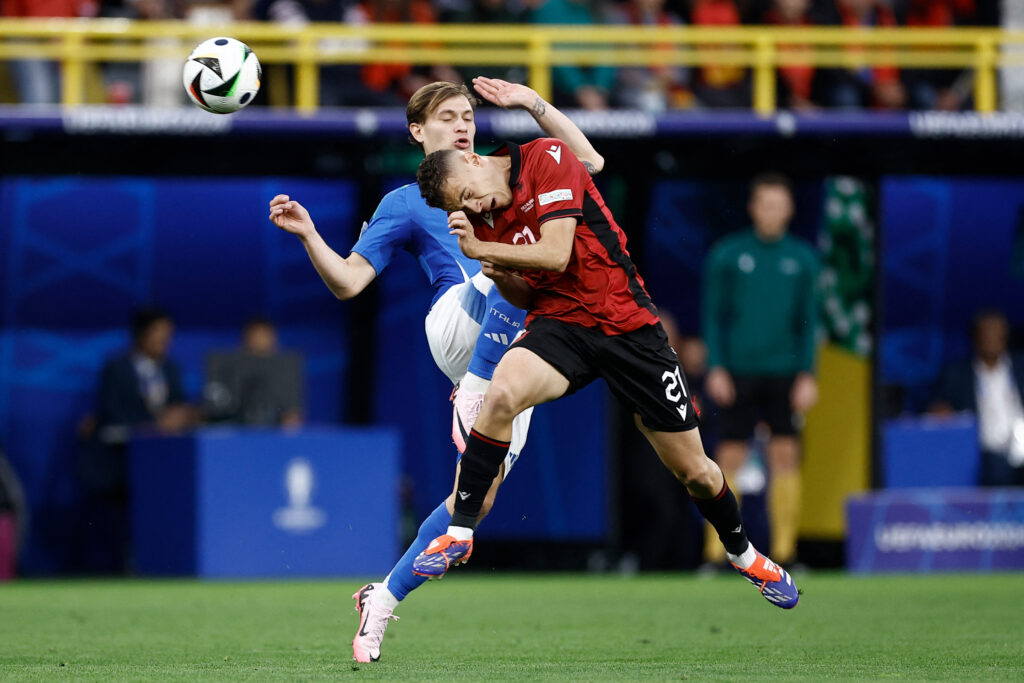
top-left (488, 142), bottom-right (522, 190)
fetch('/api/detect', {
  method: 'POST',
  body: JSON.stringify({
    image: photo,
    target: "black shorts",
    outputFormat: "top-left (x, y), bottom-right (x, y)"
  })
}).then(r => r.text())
top-left (510, 317), bottom-right (700, 433)
top-left (718, 374), bottom-right (799, 440)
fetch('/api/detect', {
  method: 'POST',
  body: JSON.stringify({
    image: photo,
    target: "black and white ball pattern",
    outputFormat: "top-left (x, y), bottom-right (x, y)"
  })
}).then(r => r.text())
top-left (183, 37), bottom-right (261, 114)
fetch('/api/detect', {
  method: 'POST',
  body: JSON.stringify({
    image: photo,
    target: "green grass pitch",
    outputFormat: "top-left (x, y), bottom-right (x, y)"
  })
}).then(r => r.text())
top-left (2, 572), bottom-right (1022, 680)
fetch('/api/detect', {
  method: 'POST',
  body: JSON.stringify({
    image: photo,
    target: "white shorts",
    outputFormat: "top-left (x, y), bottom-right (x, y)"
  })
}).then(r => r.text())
top-left (424, 270), bottom-right (494, 384)
top-left (424, 270), bottom-right (530, 478)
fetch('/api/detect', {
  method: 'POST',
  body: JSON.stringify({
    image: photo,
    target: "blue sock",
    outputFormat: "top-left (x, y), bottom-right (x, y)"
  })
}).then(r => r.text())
top-left (385, 501), bottom-right (451, 601)
top-left (467, 290), bottom-right (526, 380)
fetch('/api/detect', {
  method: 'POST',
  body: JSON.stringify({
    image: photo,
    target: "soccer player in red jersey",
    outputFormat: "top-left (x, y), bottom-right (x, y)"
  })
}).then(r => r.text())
top-left (413, 138), bottom-right (800, 609)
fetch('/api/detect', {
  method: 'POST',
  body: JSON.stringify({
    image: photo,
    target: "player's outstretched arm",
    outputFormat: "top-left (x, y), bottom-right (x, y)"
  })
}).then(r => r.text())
top-left (472, 77), bottom-right (604, 176)
top-left (269, 194), bottom-right (377, 300)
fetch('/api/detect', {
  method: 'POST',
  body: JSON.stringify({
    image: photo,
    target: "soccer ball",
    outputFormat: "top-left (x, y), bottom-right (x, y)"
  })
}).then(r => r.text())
top-left (183, 37), bottom-right (261, 114)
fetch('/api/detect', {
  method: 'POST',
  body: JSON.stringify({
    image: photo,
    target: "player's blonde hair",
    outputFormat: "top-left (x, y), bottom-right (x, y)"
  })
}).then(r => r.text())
top-left (406, 82), bottom-right (479, 149)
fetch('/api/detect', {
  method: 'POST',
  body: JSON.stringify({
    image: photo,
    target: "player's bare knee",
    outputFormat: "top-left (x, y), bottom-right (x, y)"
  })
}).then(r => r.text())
top-left (483, 381), bottom-right (522, 424)
top-left (672, 452), bottom-right (717, 489)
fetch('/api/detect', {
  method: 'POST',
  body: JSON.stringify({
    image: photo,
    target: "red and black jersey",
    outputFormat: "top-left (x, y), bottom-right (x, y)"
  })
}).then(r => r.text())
top-left (471, 138), bottom-right (659, 335)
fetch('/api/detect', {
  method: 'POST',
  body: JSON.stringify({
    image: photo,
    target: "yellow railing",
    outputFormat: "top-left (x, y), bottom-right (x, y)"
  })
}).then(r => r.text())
top-left (1, 19), bottom-right (1023, 114)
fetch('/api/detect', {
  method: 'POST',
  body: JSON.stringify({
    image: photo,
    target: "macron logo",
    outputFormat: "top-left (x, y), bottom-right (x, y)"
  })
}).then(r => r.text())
top-left (458, 491), bottom-right (471, 500)
top-left (545, 144), bottom-right (562, 164)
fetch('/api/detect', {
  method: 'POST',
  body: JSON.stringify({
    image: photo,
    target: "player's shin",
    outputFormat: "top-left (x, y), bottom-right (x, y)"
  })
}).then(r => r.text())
top-left (448, 429), bottom-right (510, 535)
top-left (691, 481), bottom-right (753, 565)
top-left (384, 501), bottom-right (451, 601)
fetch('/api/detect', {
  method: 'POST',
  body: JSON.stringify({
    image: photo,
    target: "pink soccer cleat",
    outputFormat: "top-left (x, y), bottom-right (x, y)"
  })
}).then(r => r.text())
top-left (351, 583), bottom-right (398, 663)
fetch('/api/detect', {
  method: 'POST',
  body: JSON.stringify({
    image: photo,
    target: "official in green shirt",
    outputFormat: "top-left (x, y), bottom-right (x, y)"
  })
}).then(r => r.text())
top-left (701, 172), bottom-right (820, 568)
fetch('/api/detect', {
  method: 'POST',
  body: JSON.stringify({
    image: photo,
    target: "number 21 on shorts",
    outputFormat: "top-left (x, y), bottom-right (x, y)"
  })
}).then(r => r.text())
top-left (662, 367), bottom-right (690, 420)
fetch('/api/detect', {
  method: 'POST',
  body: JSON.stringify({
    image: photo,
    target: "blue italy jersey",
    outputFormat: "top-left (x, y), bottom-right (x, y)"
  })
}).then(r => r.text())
top-left (351, 183), bottom-right (481, 307)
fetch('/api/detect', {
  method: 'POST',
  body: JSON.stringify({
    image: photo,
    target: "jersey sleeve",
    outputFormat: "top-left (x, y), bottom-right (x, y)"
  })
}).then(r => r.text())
top-left (350, 187), bottom-right (411, 275)
top-left (528, 138), bottom-right (587, 225)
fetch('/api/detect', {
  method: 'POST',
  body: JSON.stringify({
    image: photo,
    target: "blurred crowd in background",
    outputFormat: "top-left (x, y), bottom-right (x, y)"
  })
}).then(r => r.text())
top-left (0, 0), bottom-right (1010, 111)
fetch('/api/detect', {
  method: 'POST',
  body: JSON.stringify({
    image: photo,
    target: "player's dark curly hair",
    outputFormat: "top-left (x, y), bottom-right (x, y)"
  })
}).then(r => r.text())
top-left (417, 149), bottom-right (459, 211)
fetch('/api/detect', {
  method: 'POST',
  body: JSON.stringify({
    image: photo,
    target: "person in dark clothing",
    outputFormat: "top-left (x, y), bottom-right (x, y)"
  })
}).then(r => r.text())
top-left (79, 307), bottom-right (196, 573)
top-left (702, 173), bottom-right (820, 568)
top-left (930, 309), bottom-right (1024, 486)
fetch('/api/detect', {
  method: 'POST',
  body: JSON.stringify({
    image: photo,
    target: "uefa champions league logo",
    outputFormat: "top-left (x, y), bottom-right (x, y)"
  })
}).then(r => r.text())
top-left (272, 457), bottom-right (326, 533)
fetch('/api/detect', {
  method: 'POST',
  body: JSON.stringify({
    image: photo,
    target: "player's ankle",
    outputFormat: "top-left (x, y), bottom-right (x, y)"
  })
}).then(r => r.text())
top-left (375, 585), bottom-right (400, 610)
top-left (446, 526), bottom-right (474, 541)
top-left (727, 544), bottom-right (756, 570)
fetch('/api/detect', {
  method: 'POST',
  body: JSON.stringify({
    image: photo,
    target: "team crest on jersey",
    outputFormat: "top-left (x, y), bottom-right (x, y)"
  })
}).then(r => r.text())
top-left (519, 198), bottom-right (535, 213)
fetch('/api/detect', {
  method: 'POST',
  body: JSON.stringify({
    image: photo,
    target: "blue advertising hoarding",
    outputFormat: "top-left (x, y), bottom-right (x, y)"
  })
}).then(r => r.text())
top-left (846, 488), bottom-right (1024, 573)
top-left (132, 427), bottom-right (401, 577)
top-left (882, 415), bottom-right (980, 488)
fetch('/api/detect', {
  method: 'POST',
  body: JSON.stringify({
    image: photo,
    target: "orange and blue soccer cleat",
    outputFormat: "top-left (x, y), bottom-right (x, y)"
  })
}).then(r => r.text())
top-left (351, 583), bottom-right (398, 663)
top-left (732, 548), bottom-right (800, 609)
top-left (411, 535), bottom-right (473, 578)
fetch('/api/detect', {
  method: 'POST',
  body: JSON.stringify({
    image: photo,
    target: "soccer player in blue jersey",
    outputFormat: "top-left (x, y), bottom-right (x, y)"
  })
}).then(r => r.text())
top-left (268, 78), bottom-right (603, 663)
